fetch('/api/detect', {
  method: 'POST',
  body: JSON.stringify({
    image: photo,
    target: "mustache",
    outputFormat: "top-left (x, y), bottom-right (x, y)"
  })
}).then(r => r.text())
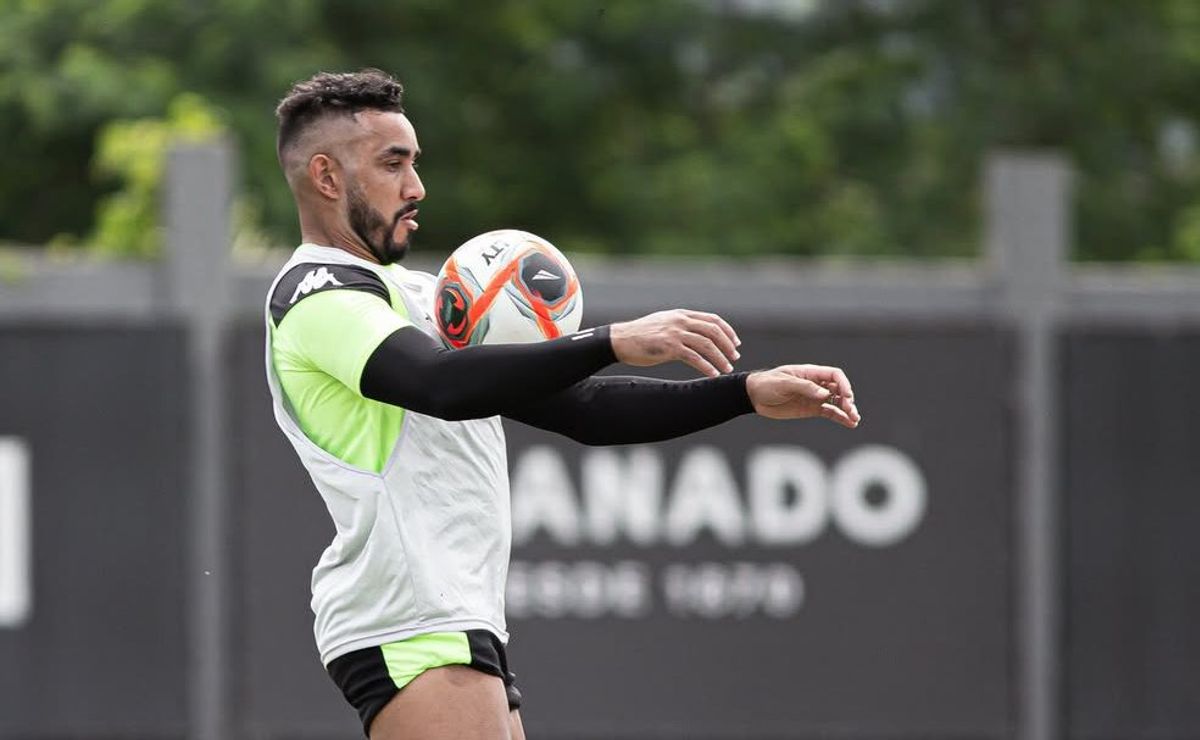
top-left (393, 203), bottom-right (419, 222)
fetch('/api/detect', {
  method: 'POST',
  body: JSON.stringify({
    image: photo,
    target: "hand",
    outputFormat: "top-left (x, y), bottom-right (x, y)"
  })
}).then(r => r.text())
top-left (746, 364), bottom-right (861, 428)
top-left (609, 309), bottom-right (741, 378)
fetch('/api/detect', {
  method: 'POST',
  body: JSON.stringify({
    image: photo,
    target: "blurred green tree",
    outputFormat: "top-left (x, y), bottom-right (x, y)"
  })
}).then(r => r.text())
top-left (0, 0), bottom-right (1198, 261)
top-left (87, 92), bottom-right (227, 257)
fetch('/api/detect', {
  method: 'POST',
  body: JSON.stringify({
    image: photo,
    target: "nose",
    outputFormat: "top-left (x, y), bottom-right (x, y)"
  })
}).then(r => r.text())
top-left (404, 168), bottom-right (426, 203)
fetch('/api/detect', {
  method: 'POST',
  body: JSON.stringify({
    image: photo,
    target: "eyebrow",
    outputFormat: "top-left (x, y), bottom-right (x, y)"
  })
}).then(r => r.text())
top-left (381, 145), bottom-right (421, 160)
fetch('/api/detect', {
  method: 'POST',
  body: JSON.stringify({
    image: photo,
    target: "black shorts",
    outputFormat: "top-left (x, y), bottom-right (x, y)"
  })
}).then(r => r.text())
top-left (326, 629), bottom-right (522, 737)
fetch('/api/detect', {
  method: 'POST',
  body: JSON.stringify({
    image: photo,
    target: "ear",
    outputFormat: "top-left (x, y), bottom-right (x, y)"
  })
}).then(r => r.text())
top-left (307, 154), bottom-right (342, 200)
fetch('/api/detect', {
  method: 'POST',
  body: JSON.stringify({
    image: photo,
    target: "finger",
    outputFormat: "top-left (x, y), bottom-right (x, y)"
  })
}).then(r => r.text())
top-left (822, 380), bottom-right (858, 421)
top-left (684, 318), bottom-right (739, 366)
top-left (682, 333), bottom-right (733, 375)
top-left (677, 345), bottom-right (721, 378)
top-left (786, 365), bottom-right (847, 392)
top-left (830, 367), bottom-right (855, 401)
top-left (684, 310), bottom-right (741, 348)
top-left (799, 365), bottom-right (853, 399)
top-left (820, 403), bottom-right (858, 429)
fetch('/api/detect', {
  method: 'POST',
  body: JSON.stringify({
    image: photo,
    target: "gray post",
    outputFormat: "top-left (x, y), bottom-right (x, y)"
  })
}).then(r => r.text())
top-left (987, 152), bottom-right (1070, 740)
top-left (166, 141), bottom-right (234, 740)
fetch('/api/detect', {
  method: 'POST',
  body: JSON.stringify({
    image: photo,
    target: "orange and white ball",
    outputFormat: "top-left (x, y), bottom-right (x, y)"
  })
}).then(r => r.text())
top-left (435, 230), bottom-right (583, 348)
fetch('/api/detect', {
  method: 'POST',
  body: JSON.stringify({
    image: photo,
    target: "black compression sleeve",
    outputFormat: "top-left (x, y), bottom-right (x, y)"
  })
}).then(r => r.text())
top-left (359, 325), bottom-right (617, 420)
top-left (503, 372), bottom-right (754, 445)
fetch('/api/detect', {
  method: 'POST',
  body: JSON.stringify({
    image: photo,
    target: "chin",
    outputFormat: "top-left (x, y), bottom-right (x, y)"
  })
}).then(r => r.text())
top-left (379, 239), bottom-right (410, 265)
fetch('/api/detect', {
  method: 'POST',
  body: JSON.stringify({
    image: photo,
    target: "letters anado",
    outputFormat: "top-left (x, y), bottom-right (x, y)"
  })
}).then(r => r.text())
top-left (511, 443), bottom-right (927, 549)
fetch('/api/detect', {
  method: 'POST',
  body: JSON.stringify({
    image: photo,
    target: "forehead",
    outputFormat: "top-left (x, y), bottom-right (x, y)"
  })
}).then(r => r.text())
top-left (351, 110), bottom-right (418, 154)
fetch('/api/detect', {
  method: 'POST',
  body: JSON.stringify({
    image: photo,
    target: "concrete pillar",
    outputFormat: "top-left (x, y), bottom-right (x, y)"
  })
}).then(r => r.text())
top-left (165, 141), bottom-right (234, 740)
top-left (987, 152), bottom-right (1071, 740)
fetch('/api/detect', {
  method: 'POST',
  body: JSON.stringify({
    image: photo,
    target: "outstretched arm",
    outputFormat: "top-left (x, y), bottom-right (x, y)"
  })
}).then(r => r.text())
top-left (361, 325), bottom-right (616, 420)
top-left (503, 373), bottom-right (754, 445)
top-left (504, 364), bottom-right (861, 445)
top-left (360, 309), bottom-right (743, 421)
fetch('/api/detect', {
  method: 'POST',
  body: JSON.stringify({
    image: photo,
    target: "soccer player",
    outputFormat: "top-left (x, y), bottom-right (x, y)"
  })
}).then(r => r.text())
top-left (267, 69), bottom-right (861, 740)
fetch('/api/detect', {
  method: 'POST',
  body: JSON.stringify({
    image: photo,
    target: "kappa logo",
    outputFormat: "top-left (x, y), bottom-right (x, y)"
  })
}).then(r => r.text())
top-left (530, 269), bottom-right (561, 281)
top-left (290, 267), bottom-right (344, 303)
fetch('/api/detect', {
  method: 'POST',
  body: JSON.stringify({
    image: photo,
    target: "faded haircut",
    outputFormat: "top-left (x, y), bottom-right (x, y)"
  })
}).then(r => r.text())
top-left (275, 69), bottom-right (405, 163)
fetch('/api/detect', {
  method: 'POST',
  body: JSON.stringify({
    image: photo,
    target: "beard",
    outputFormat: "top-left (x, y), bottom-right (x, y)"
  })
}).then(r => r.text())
top-left (348, 185), bottom-right (414, 265)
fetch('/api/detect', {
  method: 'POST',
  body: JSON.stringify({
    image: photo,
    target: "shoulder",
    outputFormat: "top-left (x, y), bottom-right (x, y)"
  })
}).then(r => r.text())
top-left (384, 265), bottom-right (437, 292)
top-left (270, 263), bottom-right (391, 326)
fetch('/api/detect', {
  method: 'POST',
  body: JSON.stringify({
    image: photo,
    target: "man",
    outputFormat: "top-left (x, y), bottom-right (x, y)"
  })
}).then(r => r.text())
top-left (267, 69), bottom-right (860, 740)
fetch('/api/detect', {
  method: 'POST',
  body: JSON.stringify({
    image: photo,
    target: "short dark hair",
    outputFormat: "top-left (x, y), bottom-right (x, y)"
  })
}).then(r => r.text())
top-left (275, 69), bottom-right (405, 161)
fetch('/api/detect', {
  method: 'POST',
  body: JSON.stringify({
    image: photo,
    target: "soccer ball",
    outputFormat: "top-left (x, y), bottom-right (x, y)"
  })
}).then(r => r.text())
top-left (435, 229), bottom-right (583, 348)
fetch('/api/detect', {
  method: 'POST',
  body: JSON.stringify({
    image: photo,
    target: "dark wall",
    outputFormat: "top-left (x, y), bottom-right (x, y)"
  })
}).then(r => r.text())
top-left (3, 321), bottom-right (1197, 740)
top-left (0, 326), bottom-right (188, 739)
top-left (1064, 328), bottom-right (1200, 740)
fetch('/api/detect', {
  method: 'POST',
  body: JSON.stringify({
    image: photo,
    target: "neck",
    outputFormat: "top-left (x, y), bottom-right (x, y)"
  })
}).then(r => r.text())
top-left (298, 209), bottom-right (380, 264)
